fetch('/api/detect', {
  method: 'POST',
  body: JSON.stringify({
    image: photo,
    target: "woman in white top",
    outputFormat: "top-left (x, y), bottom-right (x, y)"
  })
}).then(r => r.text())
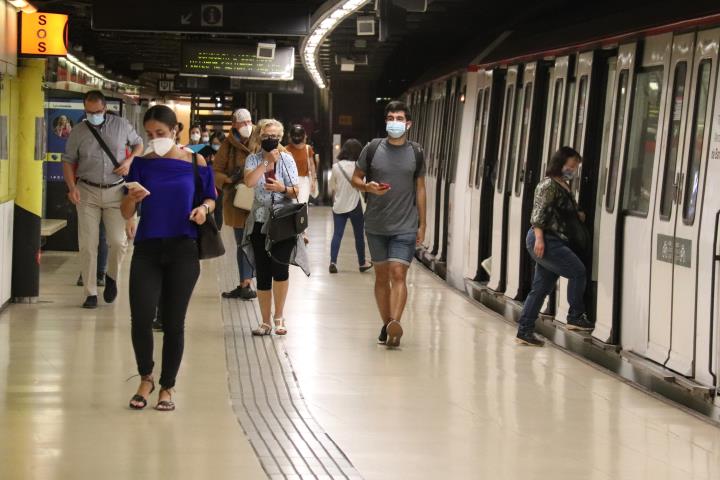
top-left (328, 139), bottom-right (373, 274)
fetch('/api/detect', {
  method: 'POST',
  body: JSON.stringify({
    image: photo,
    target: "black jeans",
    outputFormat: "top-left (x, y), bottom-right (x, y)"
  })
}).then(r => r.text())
top-left (250, 222), bottom-right (295, 291)
top-left (129, 237), bottom-right (200, 389)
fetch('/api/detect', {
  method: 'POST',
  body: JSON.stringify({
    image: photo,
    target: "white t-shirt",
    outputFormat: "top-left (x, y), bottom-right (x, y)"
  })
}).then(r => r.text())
top-left (330, 160), bottom-right (361, 214)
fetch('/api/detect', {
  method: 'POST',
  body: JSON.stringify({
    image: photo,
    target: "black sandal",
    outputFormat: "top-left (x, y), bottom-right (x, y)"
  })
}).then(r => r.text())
top-left (129, 375), bottom-right (155, 410)
top-left (155, 388), bottom-right (176, 412)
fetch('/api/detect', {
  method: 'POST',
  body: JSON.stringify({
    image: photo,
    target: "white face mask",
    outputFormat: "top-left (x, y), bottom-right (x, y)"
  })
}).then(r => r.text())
top-left (150, 137), bottom-right (175, 156)
top-left (201, 135), bottom-right (210, 143)
top-left (190, 133), bottom-right (201, 142)
top-left (239, 124), bottom-right (252, 138)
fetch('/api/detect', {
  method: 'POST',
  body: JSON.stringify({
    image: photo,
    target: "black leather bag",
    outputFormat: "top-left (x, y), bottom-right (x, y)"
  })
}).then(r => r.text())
top-left (192, 154), bottom-right (225, 259)
top-left (559, 188), bottom-right (589, 256)
top-left (267, 157), bottom-right (308, 245)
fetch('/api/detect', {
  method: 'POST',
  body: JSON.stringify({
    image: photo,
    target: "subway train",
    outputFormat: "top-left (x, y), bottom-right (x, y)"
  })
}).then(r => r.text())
top-left (404, 12), bottom-right (720, 398)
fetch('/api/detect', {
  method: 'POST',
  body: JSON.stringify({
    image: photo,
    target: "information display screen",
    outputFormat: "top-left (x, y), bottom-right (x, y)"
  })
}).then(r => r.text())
top-left (181, 43), bottom-right (295, 80)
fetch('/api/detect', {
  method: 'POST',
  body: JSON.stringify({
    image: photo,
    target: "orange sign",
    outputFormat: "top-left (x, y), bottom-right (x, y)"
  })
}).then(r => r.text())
top-left (20, 13), bottom-right (69, 56)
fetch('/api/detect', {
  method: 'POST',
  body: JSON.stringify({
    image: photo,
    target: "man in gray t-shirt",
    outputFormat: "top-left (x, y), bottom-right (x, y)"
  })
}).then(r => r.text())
top-left (352, 100), bottom-right (427, 348)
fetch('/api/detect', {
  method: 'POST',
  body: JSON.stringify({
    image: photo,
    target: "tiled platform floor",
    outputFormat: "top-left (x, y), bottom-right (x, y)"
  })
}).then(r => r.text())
top-left (1, 206), bottom-right (719, 480)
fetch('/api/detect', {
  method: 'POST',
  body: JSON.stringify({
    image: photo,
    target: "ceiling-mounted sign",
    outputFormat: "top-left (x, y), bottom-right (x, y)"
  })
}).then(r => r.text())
top-left (19, 12), bottom-right (69, 56)
top-left (93, 2), bottom-right (309, 36)
top-left (181, 43), bottom-right (295, 80)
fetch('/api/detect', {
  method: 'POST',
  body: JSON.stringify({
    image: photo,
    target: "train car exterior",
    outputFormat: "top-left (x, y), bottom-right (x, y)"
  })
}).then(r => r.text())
top-left (407, 14), bottom-right (720, 412)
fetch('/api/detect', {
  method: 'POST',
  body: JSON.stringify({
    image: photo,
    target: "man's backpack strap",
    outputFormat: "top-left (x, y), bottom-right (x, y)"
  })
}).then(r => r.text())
top-left (409, 141), bottom-right (424, 178)
top-left (364, 138), bottom-right (384, 182)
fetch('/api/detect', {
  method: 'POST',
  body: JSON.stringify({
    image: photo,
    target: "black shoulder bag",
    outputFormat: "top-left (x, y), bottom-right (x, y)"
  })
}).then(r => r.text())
top-left (85, 121), bottom-right (121, 169)
top-left (191, 153), bottom-right (225, 259)
top-left (558, 186), bottom-right (589, 257)
top-left (267, 156), bottom-right (308, 245)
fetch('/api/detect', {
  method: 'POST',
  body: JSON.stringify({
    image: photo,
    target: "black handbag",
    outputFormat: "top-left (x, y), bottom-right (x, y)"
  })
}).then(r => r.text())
top-left (559, 187), bottom-right (589, 256)
top-left (267, 157), bottom-right (308, 245)
top-left (192, 154), bottom-right (225, 259)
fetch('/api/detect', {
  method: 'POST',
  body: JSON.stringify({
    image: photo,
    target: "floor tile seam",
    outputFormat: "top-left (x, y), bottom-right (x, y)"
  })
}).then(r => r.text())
top-left (236, 297), bottom-right (330, 476)
top-left (218, 239), bottom-right (361, 478)
top-left (222, 299), bottom-right (286, 474)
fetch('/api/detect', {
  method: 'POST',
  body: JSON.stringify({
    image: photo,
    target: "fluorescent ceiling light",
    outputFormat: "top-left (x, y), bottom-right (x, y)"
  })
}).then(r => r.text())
top-left (301, 0), bottom-right (370, 89)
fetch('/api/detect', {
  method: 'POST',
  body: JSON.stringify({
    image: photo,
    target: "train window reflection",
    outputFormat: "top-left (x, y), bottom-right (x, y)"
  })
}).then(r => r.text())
top-left (606, 70), bottom-right (629, 212)
top-left (563, 81), bottom-right (576, 146)
top-left (515, 82), bottom-right (533, 196)
top-left (469, 89), bottom-right (485, 187)
top-left (574, 77), bottom-right (588, 152)
top-left (549, 79), bottom-right (564, 154)
top-left (506, 84), bottom-right (524, 192)
top-left (659, 62), bottom-right (687, 221)
top-left (476, 88), bottom-right (491, 187)
top-left (683, 59), bottom-right (712, 225)
top-left (496, 85), bottom-right (515, 193)
top-left (621, 67), bottom-right (664, 217)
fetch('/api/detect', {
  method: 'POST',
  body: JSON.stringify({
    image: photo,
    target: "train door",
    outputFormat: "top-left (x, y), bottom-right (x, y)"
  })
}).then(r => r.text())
top-left (652, 30), bottom-right (719, 376)
top-left (647, 33), bottom-right (695, 367)
top-left (556, 52), bottom-right (608, 323)
top-left (487, 66), bottom-right (520, 292)
top-left (617, 34), bottom-right (671, 355)
top-left (465, 71), bottom-right (488, 279)
top-left (469, 70), bottom-right (503, 282)
top-left (593, 43), bottom-right (638, 344)
top-left (424, 85), bottom-right (441, 250)
top-left (505, 62), bottom-right (543, 300)
top-left (438, 76), bottom-right (464, 264)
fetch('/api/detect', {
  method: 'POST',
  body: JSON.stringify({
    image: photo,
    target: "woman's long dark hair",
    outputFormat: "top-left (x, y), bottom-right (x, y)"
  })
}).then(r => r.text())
top-left (337, 138), bottom-right (363, 162)
top-left (545, 146), bottom-right (581, 177)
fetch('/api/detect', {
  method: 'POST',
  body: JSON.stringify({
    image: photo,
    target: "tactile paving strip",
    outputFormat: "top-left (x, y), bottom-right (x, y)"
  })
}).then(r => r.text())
top-left (217, 233), bottom-right (363, 480)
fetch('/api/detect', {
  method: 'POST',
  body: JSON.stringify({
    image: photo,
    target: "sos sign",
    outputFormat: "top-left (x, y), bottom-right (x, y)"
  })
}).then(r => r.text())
top-left (19, 13), bottom-right (69, 56)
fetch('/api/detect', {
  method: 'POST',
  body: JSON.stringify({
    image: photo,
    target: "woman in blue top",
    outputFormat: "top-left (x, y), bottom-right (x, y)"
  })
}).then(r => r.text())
top-left (243, 119), bottom-right (307, 336)
top-left (121, 105), bottom-right (217, 411)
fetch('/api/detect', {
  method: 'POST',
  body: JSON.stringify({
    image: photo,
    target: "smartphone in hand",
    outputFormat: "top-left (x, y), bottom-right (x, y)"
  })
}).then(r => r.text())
top-left (378, 182), bottom-right (391, 190)
top-left (125, 181), bottom-right (150, 195)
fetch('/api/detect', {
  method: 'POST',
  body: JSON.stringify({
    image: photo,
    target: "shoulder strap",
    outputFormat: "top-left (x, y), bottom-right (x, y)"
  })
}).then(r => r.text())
top-left (337, 161), bottom-right (353, 184)
top-left (191, 153), bottom-right (203, 206)
top-left (84, 121), bottom-right (120, 168)
top-left (365, 138), bottom-right (383, 181)
top-left (409, 141), bottom-right (424, 178)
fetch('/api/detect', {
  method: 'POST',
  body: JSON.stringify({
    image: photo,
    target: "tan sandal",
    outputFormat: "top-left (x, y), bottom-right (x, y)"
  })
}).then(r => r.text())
top-left (252, 323), bottom-right (272, 336)
top-left (274, 317), bottom-right (287, 335)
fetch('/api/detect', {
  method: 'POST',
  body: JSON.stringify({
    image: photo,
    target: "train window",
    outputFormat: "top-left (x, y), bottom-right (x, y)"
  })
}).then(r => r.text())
top-left (469, 90), bottom-right (485, 187)
top-left (563, 81), bottom-right (576, 146)
top-left (476, 88), bottom-right (491, 187)
top-left (496, 85), bottom-right (515, 193)
top-left (605, 70), bottom-right (629, 212)
top-left (683, 59), bottom-right (712, 225)
top-left (621, 67), bottom-right (664, 217)
top-left (549, 79), bottom-right (565, 154)
top-left (659, 62), bottom-right (688, 221)
top-left (515, 82), bottom-right (533, 196)
top-left (574, 76), bottom-right (588, 151)
top-left (506, 85), bottom-right (524, 192)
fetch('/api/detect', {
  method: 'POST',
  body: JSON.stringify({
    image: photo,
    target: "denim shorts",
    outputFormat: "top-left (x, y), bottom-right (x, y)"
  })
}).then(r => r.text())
top-left (366, 232), bottom-right (417, 265)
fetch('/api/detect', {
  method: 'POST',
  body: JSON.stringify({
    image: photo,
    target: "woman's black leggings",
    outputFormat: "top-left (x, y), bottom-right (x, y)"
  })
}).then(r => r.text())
top-left (129, 238), bottom-right (200, 389)
top-left (250, 222), bottom-right (295, 291)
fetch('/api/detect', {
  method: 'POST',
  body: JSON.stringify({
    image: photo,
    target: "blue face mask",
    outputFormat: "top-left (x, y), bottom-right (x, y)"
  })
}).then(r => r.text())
top-left (386, 121), bottom-right (407, 139)
top-left (562, 170), bottom-right (575, 181)
top-left (86, 113), bottom-right (105, 126)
